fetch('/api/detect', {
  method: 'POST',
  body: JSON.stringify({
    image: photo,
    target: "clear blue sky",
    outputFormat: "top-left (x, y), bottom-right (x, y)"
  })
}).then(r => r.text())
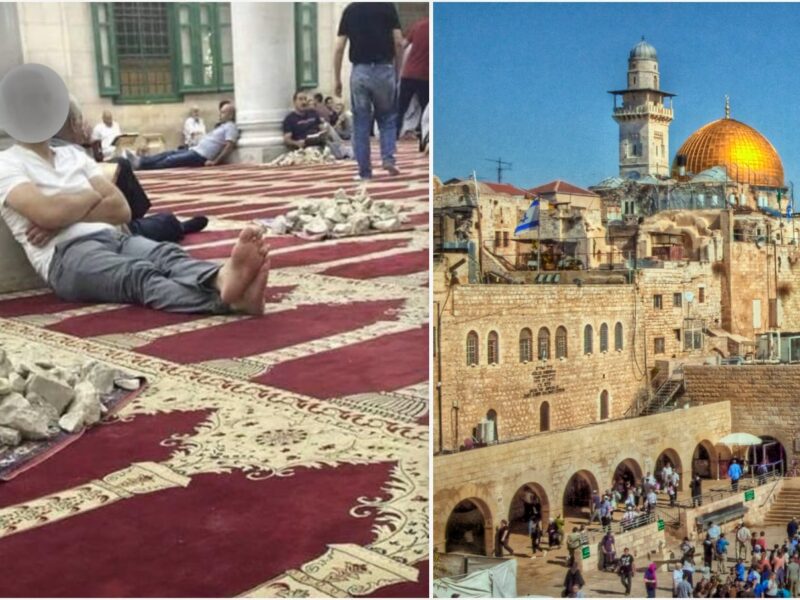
top-left (434, 3), bottom-right (800, 190)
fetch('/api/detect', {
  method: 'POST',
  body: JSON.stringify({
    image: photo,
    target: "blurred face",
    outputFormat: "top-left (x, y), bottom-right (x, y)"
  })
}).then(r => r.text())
top-left (190, 107), bottom-right (200, 118)
top-left (334, 102), bottom-right (345, 113)
top-left (102, 111), bottom-right (113, 126)
top-left (294, 93), bottom-right (310, 111)
top-left (220, 103), bottom-right (235, 122)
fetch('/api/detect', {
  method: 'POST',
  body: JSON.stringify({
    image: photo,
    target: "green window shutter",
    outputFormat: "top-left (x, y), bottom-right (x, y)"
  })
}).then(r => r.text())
top-left (217, 3), bottom-right (234, 90)
top-left (91, 3), bottom-right (120, 96)
top-left (294, 3), bottom-right (318, 89)
top-left (175, 3), bottom-right (231, 92)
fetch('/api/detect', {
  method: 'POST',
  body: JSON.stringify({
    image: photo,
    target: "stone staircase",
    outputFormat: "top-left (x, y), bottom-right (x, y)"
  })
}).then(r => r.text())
top-left (641, 376), bottom-right (684, 416)
top-left (764, 478), bottom-right (800, 526)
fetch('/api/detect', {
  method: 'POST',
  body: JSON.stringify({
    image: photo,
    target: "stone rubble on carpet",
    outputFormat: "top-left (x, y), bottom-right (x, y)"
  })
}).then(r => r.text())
top-left (264, 187), bottom-right (407, 239)
top-left (0, 347), bottom-right (141, 447)
top-left (267, 146), bottom-right (336, 167)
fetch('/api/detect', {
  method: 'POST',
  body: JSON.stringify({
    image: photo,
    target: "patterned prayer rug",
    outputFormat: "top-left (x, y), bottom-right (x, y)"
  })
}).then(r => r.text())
top-left (0, 141), bottom-right (429, 597)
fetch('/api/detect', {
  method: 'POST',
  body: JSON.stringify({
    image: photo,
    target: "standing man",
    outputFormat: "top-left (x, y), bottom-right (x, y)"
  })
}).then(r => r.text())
top-left (91, 110), bottom-right (121, 161)
top-left (691, 475), bottom-right (703, 507)
top-left (716, 533), bottom-right (729, 574)
top-left (737, 522), bottom-right (752, 561)
top-left (618, 547), bottom-right (635, 596)
top-left (396, 15), bottom-right (429, 139)
top-left (788, 517), bottom-right (799, 540)
top-left (728, 458), bottom-right (743, 492)
top-left (566, 527), bottom-right (583, 566)
top-left (590, 489), bottom-right (602, 524)
top-left (495, 519), bottom-right (514, 557)
top-left (334, 3), bottom-right (403, 180)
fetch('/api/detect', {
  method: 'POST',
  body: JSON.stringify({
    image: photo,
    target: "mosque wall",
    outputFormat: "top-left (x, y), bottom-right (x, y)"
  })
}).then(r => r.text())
top-left (684, 365), bottom-right (800, 464)
top-left (433, 401), bottom-right (732, 552)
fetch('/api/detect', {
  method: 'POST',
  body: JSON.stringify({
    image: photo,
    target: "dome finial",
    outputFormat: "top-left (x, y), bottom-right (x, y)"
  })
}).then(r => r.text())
top-left (725, 95), bottom-right (730, 119)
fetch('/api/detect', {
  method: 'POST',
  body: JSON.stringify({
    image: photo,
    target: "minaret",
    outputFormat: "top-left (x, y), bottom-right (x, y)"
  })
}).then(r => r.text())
top-left (608, 37), bottom-right (676, 179)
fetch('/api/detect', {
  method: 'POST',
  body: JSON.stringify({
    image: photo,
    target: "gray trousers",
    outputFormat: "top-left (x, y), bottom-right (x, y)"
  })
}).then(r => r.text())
top-left (48, 229), bottom-right (229, 314)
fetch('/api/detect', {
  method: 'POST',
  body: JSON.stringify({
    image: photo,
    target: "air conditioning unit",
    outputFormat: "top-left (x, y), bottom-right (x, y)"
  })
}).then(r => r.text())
top-left (476, 419), bottom-right (496, 444)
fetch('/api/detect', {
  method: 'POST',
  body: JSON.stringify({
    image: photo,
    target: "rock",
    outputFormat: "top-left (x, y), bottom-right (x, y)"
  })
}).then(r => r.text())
top-left (269, 215), bottom-right (289, 235)
top-left (322, 206), bottom-right (344, 224)
top-left (58, 410), bottom-right (84, 434)
top-left (0, 393), bottom-right (30, 425)
top-left (0, 377), bottom-right (10, 396)
top-left (304, 217), bottom-right (329, 236)
top-left (15, 362), bottom-right (31, 378)
top-left (350, 212), bottom-right (371, 234)
top-left (114, 377), bottom-right (141, 391)
top-left (0, 349), bottom-right (12, 378)
top-left (6, 407), bottom-right (51, 440)
top-left (71, 381), bottom-right (103, 426)
top-left (35, 360), bottom-right (54, 370)
top-left (373, 217), bottom-right (401, 231)
top-left (332, 223), bottom-right (353, 237)
top-left (9, 373), bottom-right (26, 394)
top-left (0, 425), bottom-right (20, 446)
top-left (27, 374), bottom-right (75, 415)
top-left (82, 363), bottom-right (119, 395)
top-left (27, 393), bottom-right (60, 427)
top-left (297, 213), bottom-right (314, 226)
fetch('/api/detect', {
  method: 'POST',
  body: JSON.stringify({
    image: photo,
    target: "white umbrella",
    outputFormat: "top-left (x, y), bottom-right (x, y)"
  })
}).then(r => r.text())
top-left (718, 433), bottom-right (762, 446)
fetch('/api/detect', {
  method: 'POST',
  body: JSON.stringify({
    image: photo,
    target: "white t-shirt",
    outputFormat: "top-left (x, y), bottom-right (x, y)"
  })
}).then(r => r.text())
top-left (0, 144), bottom-right (114, 280)
top-left (183, 117), bottom-right (207, 148)
top-left (91, 121), bottom-right (121, 160)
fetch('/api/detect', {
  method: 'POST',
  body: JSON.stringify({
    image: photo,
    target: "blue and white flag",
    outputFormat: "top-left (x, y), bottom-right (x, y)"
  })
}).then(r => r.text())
top-left (515, 199), bottom-right (540, 236)
top-left (788, 201), bottom-right (794, 220)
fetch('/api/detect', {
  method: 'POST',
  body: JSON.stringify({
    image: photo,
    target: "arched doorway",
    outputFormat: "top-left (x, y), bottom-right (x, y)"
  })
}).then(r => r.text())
top-left (748, 436), bottom-right (788, 475)
top-left (563, 470), bottom-right (599, 520)
top-left (508, 483), bottom-right (550, 533)
top-left (611, 458), bottom-right (643, 497)
top-left (692, 440), bottom-right (716, 479)
top-left (655, 449), bottom-right (684, 491)
top-left (445, 498), bottom-right (493, 556)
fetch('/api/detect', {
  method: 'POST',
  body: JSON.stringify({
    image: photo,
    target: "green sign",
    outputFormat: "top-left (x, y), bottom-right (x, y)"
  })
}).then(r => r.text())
top-left (658, 519), bottom-right (665, 531)
top-left (581, 546), bottom-right (590, 560)
top-left (744, 489), bottom-right (755, 502)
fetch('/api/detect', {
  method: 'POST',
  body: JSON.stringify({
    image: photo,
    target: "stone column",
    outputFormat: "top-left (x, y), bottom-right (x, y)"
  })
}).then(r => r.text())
top-left (230, 3), bottom-right (295, 164)
top-left (0, 3), bottom-right (24, 150)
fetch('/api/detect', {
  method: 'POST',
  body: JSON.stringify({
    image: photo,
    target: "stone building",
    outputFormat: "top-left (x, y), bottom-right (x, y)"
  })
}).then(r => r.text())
top-left (0, 2), bottom-right (428, 160)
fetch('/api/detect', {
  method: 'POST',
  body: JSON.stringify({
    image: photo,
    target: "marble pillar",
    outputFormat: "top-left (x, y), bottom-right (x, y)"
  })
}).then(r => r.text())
top-left (230, 3), bottom-right (296, 164)
top-left (0, 3), bottom-right (23, 150)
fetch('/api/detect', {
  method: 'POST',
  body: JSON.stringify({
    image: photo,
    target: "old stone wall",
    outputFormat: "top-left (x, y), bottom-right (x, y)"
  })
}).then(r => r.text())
top-left (684, 365), bottom-right (800, 462)
top-left (434, 402), bottom-right (732, 552)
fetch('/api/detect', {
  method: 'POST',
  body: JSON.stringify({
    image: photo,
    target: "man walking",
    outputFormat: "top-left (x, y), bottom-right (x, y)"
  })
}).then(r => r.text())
top-left (728, 458), bottom-right (743, 492)
top-left (495, 519), bottom-right (514, 557)
top-left (334, 3), bottom-right (404, 180)
top-left (618, 547), bottom-right (635, 596)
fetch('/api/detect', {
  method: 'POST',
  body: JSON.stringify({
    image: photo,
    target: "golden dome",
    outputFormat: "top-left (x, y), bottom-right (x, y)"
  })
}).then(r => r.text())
top-left (672, 116), bottom-right (784, 187)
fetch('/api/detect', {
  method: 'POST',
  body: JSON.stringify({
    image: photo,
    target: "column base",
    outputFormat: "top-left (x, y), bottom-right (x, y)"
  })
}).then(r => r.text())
top-left (230, 136), bottom-right (287, 164)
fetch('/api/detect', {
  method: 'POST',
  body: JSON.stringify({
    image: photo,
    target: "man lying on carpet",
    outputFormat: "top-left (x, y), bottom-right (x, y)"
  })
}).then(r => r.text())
top-left (124, 102), bottom-right (239, 170)
top-left (0, 130), bottom-right (270, 315)
top-left (53, 96), bottom-right (209, 243)
top-left (283, 90), bottom-right (351, 159)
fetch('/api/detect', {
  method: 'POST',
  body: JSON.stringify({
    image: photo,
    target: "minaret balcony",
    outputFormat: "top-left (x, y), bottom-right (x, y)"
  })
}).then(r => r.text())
top-left (613, 103), bottom-right (674, 120)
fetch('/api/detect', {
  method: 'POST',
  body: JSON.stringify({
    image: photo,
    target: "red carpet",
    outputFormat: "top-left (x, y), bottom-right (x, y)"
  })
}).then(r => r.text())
top-left (0, 140), bottom-right (429, 597)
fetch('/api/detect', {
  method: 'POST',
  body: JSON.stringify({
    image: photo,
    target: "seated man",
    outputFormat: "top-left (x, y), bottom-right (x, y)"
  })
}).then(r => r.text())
top-left (0, 131), bottom-right (269, 315)
top-left (333, 99), bottom-right (352, 140)
top-left (54, 96), bottom-right (208, 243)
top-left (127, 102), bottom-right (238, 170)
top-left (183, 105), bottom-right (207, 149)
top-left (282, 91), bottom-right (349, 159)
top-left (91, 110), bottom-right (122, 161)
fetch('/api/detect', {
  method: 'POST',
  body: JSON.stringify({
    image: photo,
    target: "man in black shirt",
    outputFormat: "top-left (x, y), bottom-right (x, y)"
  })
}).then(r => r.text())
top-left (618, 547), bottom-right (634, 596)
top-left (334, 3), bottom-right (404, 180)
top-left (282, 91), bottom-right (348, 159)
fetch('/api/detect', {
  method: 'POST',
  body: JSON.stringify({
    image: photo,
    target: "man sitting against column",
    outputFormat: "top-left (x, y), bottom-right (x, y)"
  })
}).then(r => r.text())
top-left (282, 91), bottom-right (349, 159)
top-left (334, 2), bottom-right (404, 180)
top-left (91, 109), bottom-right (122, 161)
top-left (54, 96), bottom-right (208, 242)
top-left (0, 127), bottom-right (270, 315)
top-left (125, 102), bottom-right (239, 170)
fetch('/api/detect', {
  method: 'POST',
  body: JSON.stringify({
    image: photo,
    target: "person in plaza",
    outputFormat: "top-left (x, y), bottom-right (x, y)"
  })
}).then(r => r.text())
top-left (758, 532), bottom-right (769, 557)
top-left (396, 15), bottom-right (428, 140)
top-left (621, 504), bottom-right (637, 531)
top-left (522, 486), bottom-right (535, 521)
top-left (529, 515), bottom-right (543, 555)
top-left (183, 105), bottom-right (207, 149)
top-left (566, 526), bottom-right (582, 566)
top-left (617, 546), bottom-right (635, 596)
top-left (333, 2), bottom-right (403, 180)
top-left (716, 533), bottom-right (730, 574)
top-left (676, 570), bottom-right (694, 598)
top-left (737, 522), bottom-right (752, 561)
top-left (787, 517), bottom-right (799, 540)
top-left (312, 92), bottom-right (335, 124)
top-left (736, 557), bottom-right (747, 582)
top-left (563, 562), bottom-right (585, 598)
top-left (681, 536), bottom-right (696, 563)
top-left (667, 481), bottom-right (678, 507)
top-left (53, 96), bottom-right (208, 243)
top-left (673, 559), bottom-right (686, 595)
top-left (691, 475), bottom-right (703, 507)
top-left (787, 555), bottom-right (800, 597)
top-left (333, 99), bottom-right (353, 140)
top-left (683, 555), bottom-right (696, 587)
top-left (708, 521), bottom-right (722, 545)
top-left (644, 562), bottom-right (658, 598)
top-left (729, 458), bottom-right (743, 492)
top-left (646, 487), bottom-right (658, 515)
top-left (547, 518), bottom-right (561, 548)
top-left (662, 461), bottom-right (674, 488)
top-left (91, 109), bottom-right (122, 161)
top-left (601, 530), bottom-right (616, 571)
top-left (600, 494), bottom-right (614, 527)
top-left (494, 519), bottom-right (514, 557)
top-left (703, 533), bottom-right (715, 570)
top-left (126, 102), bottom-right (238, 170)
top-left (0, 129), bottom-right (271, 315)
top-left (772, 549), bottom-right (786, 586)
top-left (282, 91), bottom-right (349, 159)
top-left (590, 489), bottom-right (601, 524)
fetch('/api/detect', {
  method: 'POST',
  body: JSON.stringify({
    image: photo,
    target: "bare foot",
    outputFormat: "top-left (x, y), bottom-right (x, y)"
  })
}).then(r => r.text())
top-left (232, 259), bottom-right (270, 315)
top-left (216, 226), bottom-right (264, 304)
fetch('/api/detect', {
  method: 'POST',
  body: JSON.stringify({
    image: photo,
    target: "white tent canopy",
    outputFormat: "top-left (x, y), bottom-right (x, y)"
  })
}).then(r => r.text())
top-left (718, 432), bottom-right (762, 446)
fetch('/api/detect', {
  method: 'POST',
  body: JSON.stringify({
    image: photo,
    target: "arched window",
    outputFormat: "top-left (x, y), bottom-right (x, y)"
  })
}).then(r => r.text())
top-left (599, 323), bottom-right (609, 353)
top-left (556, 326), bottom-right (568, 358)
top-left (519, 328), bottom-right (532, 363)
top-left (488, 331), bottom-right (499, 365)
top-left (540, 401), bottom-right (550, 432)
top-left (487, 409), bottom-right (498, 442)
top-left (584, 325), bottom-right (593, 355)
top-left (615, 322), bottom-right (624, 351)
top-left (600, 390), bottom-right (610, 420)
top-left (466, 331), bottom-right (479, 366)
top-left (537, 327), bottom-right (550, 360)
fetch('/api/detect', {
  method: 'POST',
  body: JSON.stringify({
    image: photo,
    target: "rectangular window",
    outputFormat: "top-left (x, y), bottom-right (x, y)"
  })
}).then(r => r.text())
top-left (698, 287), bottom-right (705, 303)
top-left (92, 2), bottom-right (233, 103)
top-left (295, 3), bottom-right (318, 88)
top-left (674, 329), bottom-right (681, 341)
top-left (683, 319), bottom-right (704, 351)
top-left (653, 294), bottom-right (663, 309)
top-left (503, 231), bottom-right (509, 247)
top-left (673, 292), bottom-right (682, 307)
top-left (495, 231), bottom-right (502, 249)
top-left (654, 337), bottom-right (665, 354)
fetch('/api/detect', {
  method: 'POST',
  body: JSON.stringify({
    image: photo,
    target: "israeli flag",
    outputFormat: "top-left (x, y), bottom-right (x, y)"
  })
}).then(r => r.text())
top-left (788, 201), bottom-right (794, 220)
top-left (515, 199), bottom-right (540, 236)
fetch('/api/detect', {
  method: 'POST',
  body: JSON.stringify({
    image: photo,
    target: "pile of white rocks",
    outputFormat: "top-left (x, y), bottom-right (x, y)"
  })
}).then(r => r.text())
top-left (266, 187), bottom-right (407, 239)
top-left (0, 348), bottom-right (141, 448)
top-left (268, 147), bottom-right (336, 167)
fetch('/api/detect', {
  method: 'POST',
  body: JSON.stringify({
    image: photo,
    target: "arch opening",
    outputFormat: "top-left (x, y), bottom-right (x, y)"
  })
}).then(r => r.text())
top-left (692, 440), bottom-right (716, 479)
top-left (562, 470), bottom-right (599, 520)
top-left (508, 483), bottom-right (550, 534)
top-left (655, 448), bottom-right (683, 491)
top-left (445, 497), bottom-right (493, 556)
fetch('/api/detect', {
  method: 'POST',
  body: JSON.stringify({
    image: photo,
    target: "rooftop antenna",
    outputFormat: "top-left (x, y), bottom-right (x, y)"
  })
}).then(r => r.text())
top-left (485, 157), bottom-right (512, 183)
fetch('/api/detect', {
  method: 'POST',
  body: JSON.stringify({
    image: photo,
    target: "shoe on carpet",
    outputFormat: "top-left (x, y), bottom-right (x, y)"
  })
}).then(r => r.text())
top-left (353, 174), bottom-right (372, 181)
top-left (122, 149), bottom-right (141, 169)
top-left (382, 162), bottom-right (400, 176)
top-left (181, 216), bottom-right (209, 234)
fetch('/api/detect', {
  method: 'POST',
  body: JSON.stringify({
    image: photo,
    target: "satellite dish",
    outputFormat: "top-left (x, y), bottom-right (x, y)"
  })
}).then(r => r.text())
top-left (684, 291), bottom-right (695, 303)
top-left (755, 236), bottom-right (766, 248)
